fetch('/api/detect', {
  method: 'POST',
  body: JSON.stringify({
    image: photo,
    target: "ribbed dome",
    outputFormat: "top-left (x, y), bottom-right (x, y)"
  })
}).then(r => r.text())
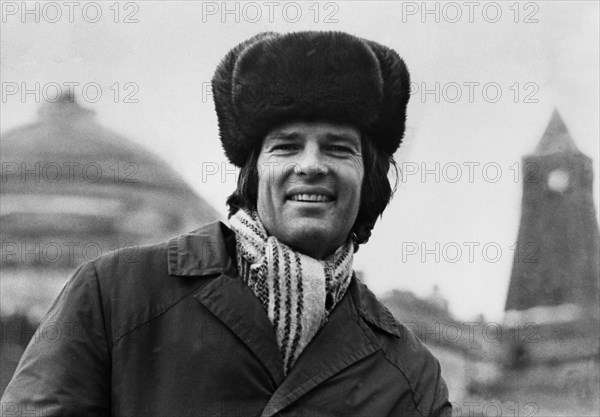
top-left (3, 94), bottom-right (210, 195)
top-left (1, 95), bottom-right (222, 270)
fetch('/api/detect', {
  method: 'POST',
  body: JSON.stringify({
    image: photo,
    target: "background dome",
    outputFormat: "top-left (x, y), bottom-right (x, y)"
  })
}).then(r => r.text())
top-left (1, 94), bottom-right (221, 318)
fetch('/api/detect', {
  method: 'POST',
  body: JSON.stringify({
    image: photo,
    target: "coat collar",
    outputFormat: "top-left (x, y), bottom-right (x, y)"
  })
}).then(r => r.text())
top-left (167, 221), bottom-right (236, 277)
top-left (167, 221), bottom-right (403, 339)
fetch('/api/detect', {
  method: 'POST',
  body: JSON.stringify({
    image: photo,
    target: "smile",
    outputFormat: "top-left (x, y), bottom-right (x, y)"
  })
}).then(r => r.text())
top-left (289, 194), bottom-right (333, 202)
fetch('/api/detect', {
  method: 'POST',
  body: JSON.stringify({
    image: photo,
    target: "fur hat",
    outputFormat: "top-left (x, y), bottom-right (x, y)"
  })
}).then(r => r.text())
top-left (212, 31), bottom-right (410, 167)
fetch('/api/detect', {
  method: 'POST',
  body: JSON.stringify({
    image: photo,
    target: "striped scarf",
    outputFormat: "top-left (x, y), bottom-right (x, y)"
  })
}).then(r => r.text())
top-left (229, 209), bottom-right (354, 375)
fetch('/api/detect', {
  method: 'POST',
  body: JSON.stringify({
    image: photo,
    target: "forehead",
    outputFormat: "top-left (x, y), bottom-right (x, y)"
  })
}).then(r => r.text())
top-left (263, 121), bottom-right (361, 145)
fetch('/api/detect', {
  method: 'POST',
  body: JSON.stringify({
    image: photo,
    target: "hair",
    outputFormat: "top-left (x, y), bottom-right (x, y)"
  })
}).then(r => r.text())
top-left (226, 135), bottom-right (398, 251)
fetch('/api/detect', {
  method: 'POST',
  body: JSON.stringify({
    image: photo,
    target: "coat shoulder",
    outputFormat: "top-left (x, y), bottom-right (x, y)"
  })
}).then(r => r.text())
top-left (91, 239), bottom-right (170, 281)
top-left (353, 279), bottom-right (449, 413)
top-left (87, 229), bottom-right (217, 345)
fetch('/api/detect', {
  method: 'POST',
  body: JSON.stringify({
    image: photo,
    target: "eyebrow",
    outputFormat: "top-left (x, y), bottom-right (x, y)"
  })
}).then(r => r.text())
top-left (324, 133), bottom-right (362, 151)
top-left (265, 130), bottom-right (361, 149)
top-left (322, 132), bottom-right (361, 145)
top-left (266, 132), bottom-right (302, 142)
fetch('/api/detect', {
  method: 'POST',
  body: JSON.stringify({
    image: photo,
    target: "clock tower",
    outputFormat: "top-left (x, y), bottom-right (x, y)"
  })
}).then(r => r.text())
top-left (506, 110), bottom-right (599, 323)
top-left (499, 110), bottom-right (599, 409)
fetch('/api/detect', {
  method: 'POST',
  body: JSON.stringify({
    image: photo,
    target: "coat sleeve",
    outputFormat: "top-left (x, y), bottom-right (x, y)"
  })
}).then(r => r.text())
top-left (426, 361), bottom-right (452, 417)
top-left (1, 262), bottom-right (111, 416)
top-left (388, 356), bottom-right (452, 417)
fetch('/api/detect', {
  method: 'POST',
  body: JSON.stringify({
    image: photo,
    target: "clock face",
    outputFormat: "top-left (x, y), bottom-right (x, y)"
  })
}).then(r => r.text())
top-left (547, 169), bottom-right (570, 192)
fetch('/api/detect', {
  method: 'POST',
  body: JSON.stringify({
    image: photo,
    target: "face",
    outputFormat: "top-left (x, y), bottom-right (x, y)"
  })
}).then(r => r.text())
top-left (256, 120), bottom-right (364, 259)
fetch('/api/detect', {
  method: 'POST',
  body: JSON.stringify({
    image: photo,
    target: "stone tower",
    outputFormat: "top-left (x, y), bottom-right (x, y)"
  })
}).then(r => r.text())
top-left (505, 110), bottom-right (599, 325)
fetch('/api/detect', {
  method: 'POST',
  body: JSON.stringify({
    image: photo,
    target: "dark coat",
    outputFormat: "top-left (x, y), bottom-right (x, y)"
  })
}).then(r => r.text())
top-left (2, 222), bottom-right (451, 417)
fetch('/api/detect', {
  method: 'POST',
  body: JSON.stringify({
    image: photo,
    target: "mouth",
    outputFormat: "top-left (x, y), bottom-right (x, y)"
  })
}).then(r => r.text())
top-left (288, 193), bottom-right (334, 203)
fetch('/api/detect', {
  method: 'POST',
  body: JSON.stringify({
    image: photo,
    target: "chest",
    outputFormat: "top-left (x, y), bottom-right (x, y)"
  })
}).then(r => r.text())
top-left (109, 294), bottom-right (413, 417)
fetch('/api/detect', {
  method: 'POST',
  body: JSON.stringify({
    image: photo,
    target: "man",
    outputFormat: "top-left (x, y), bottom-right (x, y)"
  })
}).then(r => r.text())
top-left (2, 32), bottom-right (451, 416)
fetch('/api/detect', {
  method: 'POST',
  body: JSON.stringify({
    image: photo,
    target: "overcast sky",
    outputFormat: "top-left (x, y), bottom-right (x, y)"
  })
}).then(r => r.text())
top-left (2, 1), bottom-right (599, 321)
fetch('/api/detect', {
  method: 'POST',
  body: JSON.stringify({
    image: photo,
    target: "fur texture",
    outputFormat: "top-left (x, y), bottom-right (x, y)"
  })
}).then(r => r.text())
top-left (212, 31), bottom-right (410, 167)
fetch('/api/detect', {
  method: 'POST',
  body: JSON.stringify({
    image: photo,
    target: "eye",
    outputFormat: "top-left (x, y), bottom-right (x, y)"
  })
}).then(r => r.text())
top-left (271, 144), bottom-right (299, 152)
top-left (327, 145), bottom-right (353, 153)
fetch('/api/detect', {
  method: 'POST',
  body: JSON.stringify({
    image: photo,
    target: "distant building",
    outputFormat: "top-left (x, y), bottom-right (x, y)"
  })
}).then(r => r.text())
top-left (0, 95), bottom-right (221, 392)
top-left (381, 288), bottom-right (501, 404)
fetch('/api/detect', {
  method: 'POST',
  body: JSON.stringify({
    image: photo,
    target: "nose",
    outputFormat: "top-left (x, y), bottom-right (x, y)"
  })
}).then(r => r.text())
top-left (293, 144), bottom-right (329, 177)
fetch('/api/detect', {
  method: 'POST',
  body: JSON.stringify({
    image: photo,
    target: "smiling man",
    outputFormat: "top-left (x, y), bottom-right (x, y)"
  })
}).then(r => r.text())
top-left (2, 32), bottom-right (451, 416)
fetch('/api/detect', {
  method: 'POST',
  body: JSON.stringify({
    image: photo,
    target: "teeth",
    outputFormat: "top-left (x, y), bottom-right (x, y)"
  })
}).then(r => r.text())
top-left (290, 194), bottom-right (332, 202)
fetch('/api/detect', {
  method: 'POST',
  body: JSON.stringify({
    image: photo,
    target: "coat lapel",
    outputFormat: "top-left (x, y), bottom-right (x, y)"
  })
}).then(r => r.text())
top-left (193, 274), bottom-right (285, 386)
top-left (259, 278), bottom-right (382, 417)
top-left (168, 221), bottom-right (285, 386)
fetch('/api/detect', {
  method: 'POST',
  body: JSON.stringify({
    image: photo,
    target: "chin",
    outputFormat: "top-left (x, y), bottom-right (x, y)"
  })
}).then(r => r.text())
top-left (282, 220), bottom-right (345, 255)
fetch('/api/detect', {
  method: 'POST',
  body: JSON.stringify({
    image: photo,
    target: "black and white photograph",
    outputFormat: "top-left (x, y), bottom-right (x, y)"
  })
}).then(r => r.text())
top-left (1, 1), bottom-right (598, 416)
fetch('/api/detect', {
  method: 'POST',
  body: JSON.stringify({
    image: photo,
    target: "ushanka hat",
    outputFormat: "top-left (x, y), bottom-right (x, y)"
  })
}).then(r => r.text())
top-left (212, 31), bottom-right (410, 167)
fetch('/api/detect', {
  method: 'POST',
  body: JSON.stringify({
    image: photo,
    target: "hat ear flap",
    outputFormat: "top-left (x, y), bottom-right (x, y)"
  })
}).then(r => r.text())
top-left (212, 32), bottom-right (279, 166)
top-left (362, 40), bottom-right (411, 156)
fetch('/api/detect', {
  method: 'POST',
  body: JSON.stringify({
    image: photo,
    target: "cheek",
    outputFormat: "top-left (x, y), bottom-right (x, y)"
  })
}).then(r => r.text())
top-left (354, 175), bottom-right (365, 209)
top-left (256, 173), bottom-right (271, 208)
top-left (347, 166), bottom-right (364, 203)
top-left (256, 164), bottom-right (283, 213)
top-left (337, 171), bottom-right (364, 217)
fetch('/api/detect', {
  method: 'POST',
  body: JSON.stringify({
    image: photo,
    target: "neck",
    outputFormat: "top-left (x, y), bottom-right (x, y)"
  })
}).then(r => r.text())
top-left (284, 240), bottom-right (339, 260)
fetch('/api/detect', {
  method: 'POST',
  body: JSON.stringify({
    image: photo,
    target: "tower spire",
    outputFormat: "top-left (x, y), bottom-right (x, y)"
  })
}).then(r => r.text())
top-left (533, 109), bottom-right (578, 155)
